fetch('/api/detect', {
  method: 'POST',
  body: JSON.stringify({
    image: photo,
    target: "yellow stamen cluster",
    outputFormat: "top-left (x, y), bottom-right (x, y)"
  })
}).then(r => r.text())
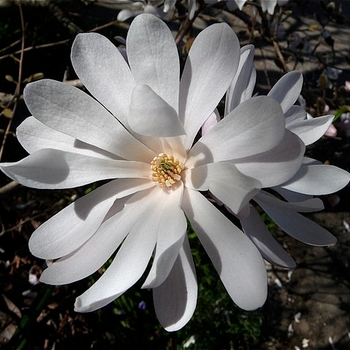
top-left (151, 153), bottom-right (184, 188)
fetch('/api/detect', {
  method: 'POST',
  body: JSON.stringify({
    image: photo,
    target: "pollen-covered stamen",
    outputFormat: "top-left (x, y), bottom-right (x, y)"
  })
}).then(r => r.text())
top-left (151, 153), bottom-right (184, 188)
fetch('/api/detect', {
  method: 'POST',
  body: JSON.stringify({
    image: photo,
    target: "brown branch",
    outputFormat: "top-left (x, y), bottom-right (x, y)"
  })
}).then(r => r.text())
top-left (0, 1), bottom-right (25, 161)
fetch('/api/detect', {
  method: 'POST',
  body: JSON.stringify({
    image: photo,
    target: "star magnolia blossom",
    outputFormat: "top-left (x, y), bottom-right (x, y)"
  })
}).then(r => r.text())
top-left (234, 0), bottom-right (289, 14)
top-left (218, 44), bottom-right (350, 268)
top-left (1, 14), bottom-right (305, 330)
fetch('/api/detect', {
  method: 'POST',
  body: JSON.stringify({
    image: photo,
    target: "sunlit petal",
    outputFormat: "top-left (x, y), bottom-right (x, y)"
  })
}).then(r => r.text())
top-left (153, 235), bottom-right (197, 331)
top-left (183, 188), bottom-right (267, 310)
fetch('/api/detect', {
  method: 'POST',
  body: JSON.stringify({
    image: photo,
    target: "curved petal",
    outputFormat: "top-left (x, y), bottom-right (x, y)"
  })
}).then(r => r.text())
top-left (1, 149), bottom-right (151, 189)
top-left (273, 186), bottom-right (312, 202)
top-left (71, 33), bottom-right (135, 125)
top-left (17, 117), bottom-right (113, 159)
top-left (268, 71), bottom-right (303, 114)
top-left (284, 105), bottom-right (306, 124)
top-left (257, 198), bottom-right (337, 246)
top-left (23, 80), bottom-right (154, 161)
top-left (128, 85), bottom-right (185, 137)
top-left (187, 96), bottom-right (285, 168)
top-left (153, 235), bottom-right (197, 331)
top-left (127, 13), bottom-right (179, 112)
top-left (287, 115), bottom-right (334, 146)
top-left (74, 189), bottom-right (164, 312)
top-left (29, 179), bottom-right (154, 260)
top-left (201, 109), bottom-right (220, 136)
top-left (225, 44), bottom-right (256, 114)
top-left (241, 206), bottom-right (296, 268)
top-left (40, 188), bottom-right (154, 284)
top-left (281, 162), bottom-right (350, 195)
top-left (184, 162), bottom-right (261, 214)
top-left (182, 188), bottom-right (267, 310)
top-left (142, 184), bottom-right (187, 288)
top-left (235, 129), bottom-right (304, 187)
top-left (256, 190), bottom-right (324, 212)
top-left (180, 22), bottom-right (240, 150)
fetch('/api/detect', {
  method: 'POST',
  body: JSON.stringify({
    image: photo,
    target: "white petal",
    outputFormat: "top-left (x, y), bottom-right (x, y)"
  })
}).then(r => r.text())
top-left (281, 162), bottom-right (350, 195)
top-left (163, 0), bottom-right (176, 12)
top-left (74, 190), bottom-right (164, 312)
top-left (268, 71), bottom-right (303, 113)
top-left (257, 199), bottom-right (337, 246)
top-left (23, 80), bottom-right (154, 161)
top-left (180, 23), bottom-right (240, 150)
top-left (183, 188), bottom-right (267, 310)
top-left (184, 162), bottom-right (261, 214)
top-left (273, 186), bottom-right (312, 202)
top-left (117, 9), bottom-right (138, 21)
top-left (225, 45), bottom-right (256, 114)
top-left (262, 0), bottom-right (277, 14)
top-left (241, 206), bottom-right (296, 268)
top-left (142, 184), bottom-right (187, 288)
top-left (17, 117), bottom-right (115, 159)
top-left (235, 0), bottom-right (246, 10)
top-left (127, 13), bottom-right (179, 112)
top-left (235, 129), bottom-right (304, 187)
top-left (40, 188), bottom-right (154, 284)
top-left (128, 85), bottom-right (185, 137)
top-left (29, 179), bottom-right (153, 260)
top-left (287, 115), bottom-right (334, 146)
top-left (188, 0), bottom-right (197, 19)
top-left (187, 96), bottom-right (285, 168)
top-left (255, 190), bottom-right (324, 212)
top-left (284, 105), bottom-right (306, 124)
top-left (1, 149), bottom-right (150, 189)
top-left (71, 33), bottom-right (135, 125)
top-left (201, 109), bottom-right (220, 136)
top-left (153, 235), bottom-right (197, 331)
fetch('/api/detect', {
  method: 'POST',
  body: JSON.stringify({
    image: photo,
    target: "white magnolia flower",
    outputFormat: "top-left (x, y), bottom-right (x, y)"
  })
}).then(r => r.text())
top-left (1, 14), bottom-right (304, 330)
top-left (222, 45), bottom-right (350, 268)
top-left (234, 0), bottom-right (289, 14)
top-left (116, 1), bottom-right (165, 21)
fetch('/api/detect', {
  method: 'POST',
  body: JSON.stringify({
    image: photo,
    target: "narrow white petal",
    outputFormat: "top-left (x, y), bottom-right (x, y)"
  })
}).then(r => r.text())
top-left (180, 23), bottom-right (240, 150)
top-left (29, 179), bottom-right (154, 260)
top-left (17, 117), bottom-right (114, 159)
top-left (241, 206), bottom-right (296, 268)
top-left (153, 235), bottom-right (197, 331)
top-left (284, 105), bottom-right (307, 124)
top-left (273, 186), bottom-right (312, 202)
top-left (143, 184), bottom-right (187, 288)
top-left (184, 162), bottom-right (261, 214)
top-left (235, 129), bottom-right (304, 187)
top-left (1, 149), bottom-right (151, 189)
top-left (74, 190), bottom-right (164, 312)
top-left (24, 80), bottom-right (154, 161)
top-left (281, 162), bottom-right (350, 195)
top-left (183, 188), bottom-right (267, 310)
top-left (128, 85), bottom-right (185, 137)
top-left (187, 96), bottom-right (285, 168)
top-left (71, 33), bottom-right (135, 125)
top-left (268, 71), bottom-right (303, 113)
top-left (257, 199), bottom-right (337, 246)
top-left (287, 115), bottom-right (334, 146)
top-left (40, 189), bottom-right (154, 284)
top-left (225, 45), bottom-right (256, 114)
top-left (201, 109), bottom-right (220, 136)
top-left (127, 13), bottom-right (179, 112)
top-left (256, 190), bottom-right (324, 213)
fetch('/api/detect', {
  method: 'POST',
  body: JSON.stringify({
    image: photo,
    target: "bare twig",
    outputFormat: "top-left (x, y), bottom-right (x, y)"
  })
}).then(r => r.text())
top-left (0, 180), bottom-right (19, 196)
top-left (0, 2), bottom-right (25, 161)
top-left (175, 0), bottom-right (206, 45)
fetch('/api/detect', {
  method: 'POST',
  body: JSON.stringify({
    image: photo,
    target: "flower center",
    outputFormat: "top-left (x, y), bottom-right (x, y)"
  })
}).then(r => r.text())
top-left (151, 153), bottom-right (184, 188)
